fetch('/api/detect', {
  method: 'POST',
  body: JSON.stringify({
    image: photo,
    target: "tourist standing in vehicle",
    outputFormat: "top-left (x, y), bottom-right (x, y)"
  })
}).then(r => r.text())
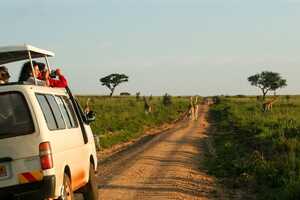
top-left (48, 68), bottom-right (68, 88)
top-left (0, 66), bottom-right (10, 84)
top-left (36, 62), bottom-right (68, 88)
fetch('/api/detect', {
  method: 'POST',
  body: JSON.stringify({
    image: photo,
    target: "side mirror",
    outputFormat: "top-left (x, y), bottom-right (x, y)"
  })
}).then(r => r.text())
top-left (85, 111), bottom-right (96, 124)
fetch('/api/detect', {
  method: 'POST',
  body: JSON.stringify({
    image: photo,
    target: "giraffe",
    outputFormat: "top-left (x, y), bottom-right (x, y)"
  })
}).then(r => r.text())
top-left (262, 96), bottom-right (278, 112)
top-left (188, 96), bottom-right (200, 121)
top-left (83, 98), bottom-right (100, 150)
top-left (143, 96), bottom-right (152, 114)
top-left (84, 98), bottom-right (91, 115)
top-left (188, 96), bottom-right (195, 121)
top-left (194, 96), bottom-right (199, 120)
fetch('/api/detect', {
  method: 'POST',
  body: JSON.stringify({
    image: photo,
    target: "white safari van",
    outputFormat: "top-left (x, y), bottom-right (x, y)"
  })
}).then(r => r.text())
top-left (0, 45), bottom-right (98, 200)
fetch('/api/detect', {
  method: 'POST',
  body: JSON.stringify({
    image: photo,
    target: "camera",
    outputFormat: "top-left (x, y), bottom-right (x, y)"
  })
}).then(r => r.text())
top-left (49, 70), bottom-right (57, 78)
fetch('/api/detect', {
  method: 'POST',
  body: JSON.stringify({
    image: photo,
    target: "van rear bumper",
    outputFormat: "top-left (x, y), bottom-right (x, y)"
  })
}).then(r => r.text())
top-left (0, 175), bottom-right (56, 199)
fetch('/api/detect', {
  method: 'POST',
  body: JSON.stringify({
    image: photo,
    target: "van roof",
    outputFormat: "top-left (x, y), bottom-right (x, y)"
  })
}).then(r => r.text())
top-left (0, 44), bottom-right (55, 65)
top-left (0, 83), bottom-right (68, 96)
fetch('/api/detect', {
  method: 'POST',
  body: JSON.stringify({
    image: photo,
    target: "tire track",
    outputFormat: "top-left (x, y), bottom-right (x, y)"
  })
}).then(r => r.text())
top-left (98, 105), bottom-right (221, 200)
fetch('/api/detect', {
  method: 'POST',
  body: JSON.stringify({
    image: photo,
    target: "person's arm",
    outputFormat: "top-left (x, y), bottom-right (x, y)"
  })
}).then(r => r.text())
top-left (49, 69), bottom-right (68, 88)
top-left (56, 69), bottom-right (68, 87)
top-left (42, 70), bottom-right (50, 86)
top-left (58, 74), bottom-right (67, 86)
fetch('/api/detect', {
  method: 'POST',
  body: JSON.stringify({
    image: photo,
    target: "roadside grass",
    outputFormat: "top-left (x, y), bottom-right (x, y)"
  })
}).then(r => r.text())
top-left (205, 96), bottom-right (300, 200)
top-left (77, 96), bottom-right (190, 149)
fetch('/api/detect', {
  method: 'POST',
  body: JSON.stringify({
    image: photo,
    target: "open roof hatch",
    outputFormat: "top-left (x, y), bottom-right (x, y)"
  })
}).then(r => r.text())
top-left (0, 44), bottom-right (54, 65)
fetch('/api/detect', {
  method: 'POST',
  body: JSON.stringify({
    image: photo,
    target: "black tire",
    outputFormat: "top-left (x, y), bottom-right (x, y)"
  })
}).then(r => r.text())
top-left (59, 173), bottom-right (74, 200)
top-left (83, 164), bottom-right (98, 200)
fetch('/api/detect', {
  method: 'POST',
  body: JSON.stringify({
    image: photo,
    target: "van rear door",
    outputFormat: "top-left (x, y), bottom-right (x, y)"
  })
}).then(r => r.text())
top-left (0, 92), bottom-right (41, 188)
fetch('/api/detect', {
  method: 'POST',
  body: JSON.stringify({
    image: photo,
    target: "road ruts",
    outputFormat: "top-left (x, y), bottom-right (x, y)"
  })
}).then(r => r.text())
top-left (97, 104), bottom-right (221, 200)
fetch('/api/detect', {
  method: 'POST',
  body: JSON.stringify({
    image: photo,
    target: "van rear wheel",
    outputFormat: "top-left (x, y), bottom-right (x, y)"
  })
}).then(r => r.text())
top-left (59, 173), bottom-right (74, 200)
top-left (82, 165), bottom-right (98, 200)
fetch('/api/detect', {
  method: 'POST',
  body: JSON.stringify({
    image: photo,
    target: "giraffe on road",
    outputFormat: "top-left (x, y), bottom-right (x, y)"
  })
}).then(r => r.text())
top-left (189, 96), bottom-right (200, 121)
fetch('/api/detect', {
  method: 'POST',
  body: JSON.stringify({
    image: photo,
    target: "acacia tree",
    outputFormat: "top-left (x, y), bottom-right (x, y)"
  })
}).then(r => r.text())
top-left (100, 73), bottom-right (129, 97)
top-left (248, 71), bottom-right (287, 100)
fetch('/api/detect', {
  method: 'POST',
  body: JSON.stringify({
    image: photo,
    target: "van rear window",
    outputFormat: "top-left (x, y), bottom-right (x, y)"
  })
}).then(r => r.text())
top-left (0, 92), bottom-right (34, 139)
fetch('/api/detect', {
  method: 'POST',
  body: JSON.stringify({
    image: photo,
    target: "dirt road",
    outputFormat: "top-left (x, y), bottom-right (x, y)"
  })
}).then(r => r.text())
top-left (98, 104), bottom-right (222, 200)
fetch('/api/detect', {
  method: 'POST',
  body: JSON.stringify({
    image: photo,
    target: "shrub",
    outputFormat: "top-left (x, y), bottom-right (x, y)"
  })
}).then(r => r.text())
top-left (120, 92), bottom-right (130, 96)
top-left (136, 92), bottom-right (141, 101)
top-left (162, 93), bottom-right (172, 106)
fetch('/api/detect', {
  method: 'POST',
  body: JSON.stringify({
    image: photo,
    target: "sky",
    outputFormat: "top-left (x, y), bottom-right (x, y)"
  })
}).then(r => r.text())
top-left (1, 0), bottom-right (300, 96)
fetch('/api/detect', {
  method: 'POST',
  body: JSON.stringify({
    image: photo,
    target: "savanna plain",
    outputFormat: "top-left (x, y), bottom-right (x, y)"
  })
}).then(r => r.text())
top-left (79, 95), bottom-right (300, 200)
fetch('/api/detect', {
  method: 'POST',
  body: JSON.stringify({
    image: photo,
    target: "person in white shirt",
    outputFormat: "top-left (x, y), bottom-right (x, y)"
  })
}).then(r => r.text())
top-left (18, 61), bottom-right (47, 86)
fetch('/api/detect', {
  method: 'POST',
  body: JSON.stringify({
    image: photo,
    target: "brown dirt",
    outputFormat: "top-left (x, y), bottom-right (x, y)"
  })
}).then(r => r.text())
top-left (97, 104), bottom-right (232, 200)
top-left (98, 122), bottom-right (183, 162)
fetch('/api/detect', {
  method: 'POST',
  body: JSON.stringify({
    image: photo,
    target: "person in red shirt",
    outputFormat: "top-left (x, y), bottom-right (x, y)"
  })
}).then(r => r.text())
top-left (48, 68), bottom-right (68, 88)
top-left (36, 62), bottom-right (68, 88)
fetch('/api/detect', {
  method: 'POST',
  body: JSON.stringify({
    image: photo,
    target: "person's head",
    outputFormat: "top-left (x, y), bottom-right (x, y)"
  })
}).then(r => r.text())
top-left (32, 62), bottom-right (41, 77)
top-left (37, 62), bottom-right (46, 72)
top-left (18, 61), bottom-right (39, 82)
top-left (36, 62), bottom-right (48, 79)
top-left (0, 66), bottom-right (10, 84)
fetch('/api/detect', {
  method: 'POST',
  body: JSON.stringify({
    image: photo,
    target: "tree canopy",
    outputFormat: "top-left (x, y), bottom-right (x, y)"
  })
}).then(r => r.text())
top-left (100, 73), bottom-right (129, 97)
top-left (248, 71), bottom-right (287, 100)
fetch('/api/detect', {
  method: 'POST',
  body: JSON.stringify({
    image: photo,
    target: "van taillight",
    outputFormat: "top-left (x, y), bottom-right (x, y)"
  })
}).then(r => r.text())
top-left (39, 142), bottom-right (53, 170)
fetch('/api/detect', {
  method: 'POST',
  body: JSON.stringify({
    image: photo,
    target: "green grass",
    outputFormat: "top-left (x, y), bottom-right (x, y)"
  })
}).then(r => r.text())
top-left (77, 96), bottom-right (189, 149)
top-left (206, 96), bottom-right (300, 200)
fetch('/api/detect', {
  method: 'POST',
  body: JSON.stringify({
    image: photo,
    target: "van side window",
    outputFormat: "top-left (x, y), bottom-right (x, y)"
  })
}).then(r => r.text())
top-left (36, 94), bottom-right (57, 130)
top-left (62, 97), bottom-right (79, 128)
top-left (0, 92), bottom-right (34, 139)
top-left (45, 95), bottom-right (66, 130)
top-left (55, 96), bottom-right (72, 129)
